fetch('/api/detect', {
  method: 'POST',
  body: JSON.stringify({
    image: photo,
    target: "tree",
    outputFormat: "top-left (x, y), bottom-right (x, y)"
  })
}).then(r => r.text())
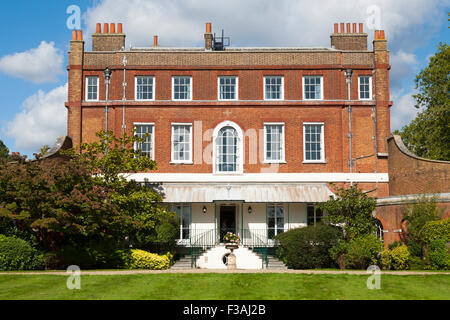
top-left (318, 184), bottom-right (378, 240)
top-left (0, 140), bottom-right (9, 159)
top-left (63, 130), bottom-right (179, 252)
top-left (394, 43), bottom-right (450, 161)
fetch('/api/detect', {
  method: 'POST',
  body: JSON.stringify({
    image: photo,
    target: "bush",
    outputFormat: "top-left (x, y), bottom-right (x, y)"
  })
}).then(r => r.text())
top-left (419, 219), bottom-right (450, 244)
top-left (390, 245), bottom-right (410, 270)
top-left (380, 249), bottom-right (391, 270)
top-left (0, 235), bottom-right (44, 271)
top-left (408, 255), bottom-right (426, 270)
top-left (425, 238), bottom-right (450, 270)
top-left (331, 234), bottom-right (383, 270)
top-left (125, 249), bottom-right (171, 270)
top-left (275, 224), bottom-right (344, 269)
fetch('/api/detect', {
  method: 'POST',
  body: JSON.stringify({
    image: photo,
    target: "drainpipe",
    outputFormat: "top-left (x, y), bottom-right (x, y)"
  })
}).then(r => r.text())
top-left (103, 67), bottom-right (112, 154)
top-left (122, 56), bottom-right (127, 135)
top-left (344, 69), bottom-right (353, 185)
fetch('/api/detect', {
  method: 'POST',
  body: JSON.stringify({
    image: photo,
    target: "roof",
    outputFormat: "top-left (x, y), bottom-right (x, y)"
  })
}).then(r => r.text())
top-left (151, 183), bottom-right (334, 203)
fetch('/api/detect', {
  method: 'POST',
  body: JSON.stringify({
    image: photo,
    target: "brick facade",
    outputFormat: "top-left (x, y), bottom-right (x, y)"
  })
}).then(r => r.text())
top-left (66, 22), bottom-right (391, 197)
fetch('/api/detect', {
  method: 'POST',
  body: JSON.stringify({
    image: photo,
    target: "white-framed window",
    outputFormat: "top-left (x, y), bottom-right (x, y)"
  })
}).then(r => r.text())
top-left (358, 76), bottom-right (372, 100)
top-left (134, 123), bottom-right (155, 159)
top-left (171, 123), bottom-right (193, 163)
top-left (264, 123), bottom-right (285, 163)
top-left (85, 76), bottom-right (99, 101)
top-left (264, 76), bottom-right (284, 100)
top-left (135, 76), bottom-right (155, 101)
top-left (171, 203), bottom-right (191, 240)
top-left (218, 76), bottom-right (238, 100)
top-left (303, 123), bottom-right (325, 163)
top-left (307, 204), bottom-right (323, 226)
top-left (172, 76), bottom-right (192, 100)
top-left (303, 76), bottom-right (323, 100)
top-left (213, 121), bottom-right (244, 174)
top-left (268, 204), bottom-right (285, 239)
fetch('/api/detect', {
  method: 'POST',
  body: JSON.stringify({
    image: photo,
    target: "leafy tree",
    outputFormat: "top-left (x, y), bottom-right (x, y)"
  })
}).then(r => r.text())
top-left (318, 184), bottom-right (377, 240)
top-left (63, 130), bottom-right (179, 252)
top-left (0, 140), bottom-right (9, 159)
top-left (394, 43), bottom-right (450, 160)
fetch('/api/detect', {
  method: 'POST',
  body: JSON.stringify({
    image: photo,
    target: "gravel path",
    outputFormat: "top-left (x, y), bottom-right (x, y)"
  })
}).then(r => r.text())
top-left (1, 269), bottom-right (449, 276)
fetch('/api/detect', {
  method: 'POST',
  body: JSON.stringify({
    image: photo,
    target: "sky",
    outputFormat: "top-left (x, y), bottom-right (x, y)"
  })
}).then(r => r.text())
top-left (0, 0), bottom-right (448, 157)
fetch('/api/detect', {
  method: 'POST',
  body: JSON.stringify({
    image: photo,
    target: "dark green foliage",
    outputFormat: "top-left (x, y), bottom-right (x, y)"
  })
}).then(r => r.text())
top-left (394, 43), bottom-right (449, 161)
top-left (0, 235), bottom-right (44, 271)
top-left (330, 234), bottom-right (383, 269)
top-left (0, 140), bottom-right (9, 159)
top-left (318, 184), bottom-right (377, 240)
top-left (275, 224), bottom-right (344, 269)
top-left (425, 238), bottom-right (450, 270)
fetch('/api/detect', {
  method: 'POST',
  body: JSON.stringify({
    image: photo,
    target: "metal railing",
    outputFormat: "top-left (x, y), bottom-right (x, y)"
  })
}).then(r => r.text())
top-left (181, 228), bottom-right (282, 269)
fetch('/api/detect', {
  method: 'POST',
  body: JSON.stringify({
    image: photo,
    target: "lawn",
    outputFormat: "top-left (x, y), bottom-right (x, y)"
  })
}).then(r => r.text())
top-left (0, 273), bottom-right (449, 300)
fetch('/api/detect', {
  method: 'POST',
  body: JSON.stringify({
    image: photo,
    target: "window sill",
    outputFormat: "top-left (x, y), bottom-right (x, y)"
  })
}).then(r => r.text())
top-left (170, 161), bottom-right (194, 165)
top-left (263, 161), bottom-right (287, 164)
top-left (302, 161), bottom-right (327, 164)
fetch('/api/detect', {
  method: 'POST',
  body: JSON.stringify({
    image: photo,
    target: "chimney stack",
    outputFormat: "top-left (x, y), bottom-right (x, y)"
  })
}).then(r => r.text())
top-left (204, 22), bottom-right (213, 50)
top-left (92, 22), bottom-right (126, 51)
top-left (330, 22), bottom-right (368, 51)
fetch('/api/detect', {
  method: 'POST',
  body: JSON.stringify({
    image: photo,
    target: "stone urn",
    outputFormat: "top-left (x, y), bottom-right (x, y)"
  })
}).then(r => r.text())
top-left (225, 243), bottom-right (239, 270)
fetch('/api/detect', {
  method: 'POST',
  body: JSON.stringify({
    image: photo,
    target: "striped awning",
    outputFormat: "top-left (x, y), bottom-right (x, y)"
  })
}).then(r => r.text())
top-left (155, 183), bottom-right (335, 203)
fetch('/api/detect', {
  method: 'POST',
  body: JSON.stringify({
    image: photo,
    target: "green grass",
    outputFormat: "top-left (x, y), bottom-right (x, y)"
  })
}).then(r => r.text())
top-left (0, 273), bottom-right (448, 300)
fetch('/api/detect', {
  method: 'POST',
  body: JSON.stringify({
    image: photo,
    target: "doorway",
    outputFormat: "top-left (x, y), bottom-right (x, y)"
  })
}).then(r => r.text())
top-left (220, 205), bottom-right (236, 242)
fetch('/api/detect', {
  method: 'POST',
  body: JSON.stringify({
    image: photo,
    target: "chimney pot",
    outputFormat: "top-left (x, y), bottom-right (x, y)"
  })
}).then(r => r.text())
top-left (154, 35), bottom-right (158, 46)
top-left (206, 22), bottom-right (212, 33)
top-left (96, 23), bottom-right (101, 33)
top-left (352, 23), bottom-right (357, 33)
top-left (72, 30), bottom-right (77, 40)
top-left (340, 23), bottom-right (344, 34)
top-left (334, 23), bottom-right (338, 33)
top-left (104, 23), bottom-right (109, 34)
top-left (359, 23), bottom-right (363, 33)
top-left (110, 23), bottom-right (116, 33)
top-left (380, 30), bottom-right (385, 39)
top-left (374, 30), bottom-right (379, 40)
top-left (118, 23), bottom-right (123, 33)
top-left (77, 30), bottom-right (83, 41)
top-left (346, 23), bottom-right (351, 33)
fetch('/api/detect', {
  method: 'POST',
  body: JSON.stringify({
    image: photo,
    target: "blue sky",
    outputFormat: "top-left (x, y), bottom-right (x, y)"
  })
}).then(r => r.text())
top-left (0, 0), bottom-right (448, 157)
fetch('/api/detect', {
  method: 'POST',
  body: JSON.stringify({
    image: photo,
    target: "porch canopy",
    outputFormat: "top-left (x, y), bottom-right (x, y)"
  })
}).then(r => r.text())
top-left (157, 183), bottom-right (334, 203)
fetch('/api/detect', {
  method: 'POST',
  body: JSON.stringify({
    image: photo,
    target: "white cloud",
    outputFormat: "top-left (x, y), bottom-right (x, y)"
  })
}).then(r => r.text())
top-left (4, 84), bottom-right (67, 153)
top-left (390, 50), bottom-right (418, 90)
top-left (0, 41), bottom-right (64, 83)
top-left (390, 90), bottom-right (420, 131)
top-left (83, 0), bottom-right (447, 49)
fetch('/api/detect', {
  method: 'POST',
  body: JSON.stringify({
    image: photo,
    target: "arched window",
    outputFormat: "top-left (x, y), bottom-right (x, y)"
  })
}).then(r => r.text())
top-left (374, 219), bottom-right (384, 242)
top-left (213, 121), bottom-right (243, 174)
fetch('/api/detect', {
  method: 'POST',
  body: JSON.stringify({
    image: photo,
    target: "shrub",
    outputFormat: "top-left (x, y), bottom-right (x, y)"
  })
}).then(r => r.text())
top-left (380, 249), bottom-right (391, 270)
top-left (389, 245), bottom-right (410, 270)
top-left (408, 255), bottom-right (426, 270)
top-left (275, 224), bottom-right (344, 269)
top-left (425, 238), bottom-right (450, 270)
top-left (419, 219), bottom-right (450, 244)
top-left (331, 234), bottom-right (383, 269)
top-left (125, 249), bottom-right (171, 270)
top-left (0, 235), bottom-right (44, 271)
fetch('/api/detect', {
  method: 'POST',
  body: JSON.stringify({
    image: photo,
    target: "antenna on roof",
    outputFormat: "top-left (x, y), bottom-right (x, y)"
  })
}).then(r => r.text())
top-left (213, 29), bottom-right (230, 51)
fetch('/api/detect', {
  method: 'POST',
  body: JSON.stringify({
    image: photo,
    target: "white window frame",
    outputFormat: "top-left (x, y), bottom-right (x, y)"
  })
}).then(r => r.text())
top-left (135, 76), bottom-right (155, 101)
top-left (267, 203), bottom-right (285, 241)
top-left (172, 76), bottom-right (192, 101)
top-left (302, 76), bottom-right (324, 101)
top-left (85, 76), bottom-right (99, 101)
top-left (171, 123), bottom-right (193, 164)
top-left (263, 123), bottom-right (286, 163)
top-left (307, 204), bottom-right (323, 226)
top-left (263, 76), bottom-right (284, 101)
top-left (170, 203), bottom-right (191, 243)
top-left (358, 75), bottom-right (373, 100)
top-left (303, 122), bottom-right (325, 163)
top-left (133, 122), bottom-right (155, 160)
top-left (212, 121), bottom-right (244, 175)
top-left (218, 76), bottom-right (238, 101)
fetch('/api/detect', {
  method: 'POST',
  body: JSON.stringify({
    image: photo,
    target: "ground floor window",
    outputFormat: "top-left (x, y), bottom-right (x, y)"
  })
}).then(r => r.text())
top-left (171, 204), bottom-right (191, 240)
top-left (374, 219), bottom-right (384, 242)
top-left (307, 204), bottom-right (323, 226)
top-left (268, 204), bottom-right (284, 239)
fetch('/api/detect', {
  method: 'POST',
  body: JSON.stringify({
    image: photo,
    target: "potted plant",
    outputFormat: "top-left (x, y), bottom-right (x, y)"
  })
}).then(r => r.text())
top-left (224, 232), bottom-right (240, 250)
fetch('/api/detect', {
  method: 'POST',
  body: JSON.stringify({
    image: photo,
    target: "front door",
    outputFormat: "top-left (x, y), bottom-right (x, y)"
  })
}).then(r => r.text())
top-left (220, 205), bottom-right (236, 242)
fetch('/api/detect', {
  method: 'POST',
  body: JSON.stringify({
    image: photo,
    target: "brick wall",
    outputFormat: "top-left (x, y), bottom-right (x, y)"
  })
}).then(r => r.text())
top-left (388, 136), bottom-right (450, 196)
